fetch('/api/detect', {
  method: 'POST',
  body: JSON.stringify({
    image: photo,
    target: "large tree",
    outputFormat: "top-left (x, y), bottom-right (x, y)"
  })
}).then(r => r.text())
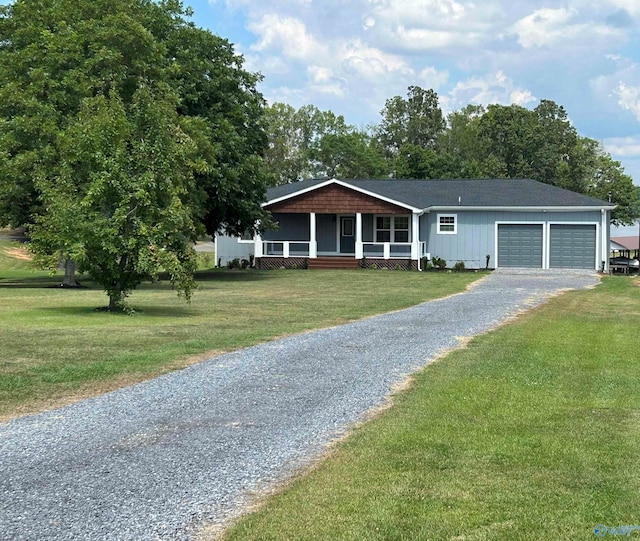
top-left (375, 86), bottom-right (445, 160)
top-left (264, 103), bottom-right (387, 183)
top-left (0, 0), bottom-right (270, 307)
top-left (578, 137), bottom-right (640, 226)
top-left (437, 100), bottom-right (638, 224)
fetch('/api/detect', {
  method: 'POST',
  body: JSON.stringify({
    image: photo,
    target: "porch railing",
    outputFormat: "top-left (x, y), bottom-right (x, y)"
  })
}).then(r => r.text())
top-left (262, 241), bottom-right (312, 257)
top-left (259, 240), bottom-right (429, 260)
top-left (362, 242), bottom-right (411, 259)
top-left (362, 241), bottom-right (428, 260)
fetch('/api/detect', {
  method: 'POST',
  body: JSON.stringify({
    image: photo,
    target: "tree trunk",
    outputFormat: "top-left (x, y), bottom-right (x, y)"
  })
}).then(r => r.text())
top-left (62, 258), bottom-right (78, 287)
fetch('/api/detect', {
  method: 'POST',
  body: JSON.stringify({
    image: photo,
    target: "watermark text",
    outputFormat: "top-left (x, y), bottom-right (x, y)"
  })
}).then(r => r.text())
top-left (595, 525), bottom-right (640, 537)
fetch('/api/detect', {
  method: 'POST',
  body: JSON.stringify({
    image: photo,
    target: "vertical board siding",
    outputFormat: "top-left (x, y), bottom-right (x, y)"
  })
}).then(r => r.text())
top-left (263, 213), bottom-right (310, 241)
top-left (421, 210), bottom-right (601, 269)
top-left (317, 214), bottom-right (337, 252)
top-left (362, 214), bottom-right (374, 243)
top-left (216, 235), bottom-right (253, 267)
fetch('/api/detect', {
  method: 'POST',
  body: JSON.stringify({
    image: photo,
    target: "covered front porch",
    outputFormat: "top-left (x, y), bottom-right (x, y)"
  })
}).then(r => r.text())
top-left (255, 212), bottom-right (428, 270)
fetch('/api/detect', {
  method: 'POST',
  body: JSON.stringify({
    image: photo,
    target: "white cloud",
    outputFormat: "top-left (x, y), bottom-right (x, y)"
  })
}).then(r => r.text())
top-left (614, 83), bottom-right (640, 121)
top-left (338, 40), bottom-right (409, 79)
top-left (511, 7), bottom-right (618, 49)
top-left (590, 56), bottom-right (640, 121)
top-left (442, 70), bottom-right (536, 113)
top-left (419, 67), bottom-right (449, 91)
top-left (248, 14), bottom-right (326, 60)
top-left (602, 136), bottom-right (640, 184)
top-left (364, 0), bottom-right (503, 52)
top-left (606, 0), bottom-right (640, 18)
top-left (603, 136), bottom-right (640, 158)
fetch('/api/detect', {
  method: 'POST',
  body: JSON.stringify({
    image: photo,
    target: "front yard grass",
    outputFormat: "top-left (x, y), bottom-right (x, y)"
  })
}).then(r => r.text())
top-left (0, 240), bottom-right (482, 420)
top-left (218, 277), bottom-right (640, 541)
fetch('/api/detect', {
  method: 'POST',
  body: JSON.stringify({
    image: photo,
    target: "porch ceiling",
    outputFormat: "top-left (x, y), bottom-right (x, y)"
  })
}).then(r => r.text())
top-left (265, 183), bottom-right (409, 214)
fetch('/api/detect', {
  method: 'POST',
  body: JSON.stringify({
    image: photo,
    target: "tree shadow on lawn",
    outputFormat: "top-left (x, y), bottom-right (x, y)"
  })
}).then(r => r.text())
top-left (193, 269), bottom-right (273, 283)
top-left (37, 304), bottom-right (199, 318)
top-left (0, 276), bottom-right (66, 288)
top-left (0, 269), bottom-right (271, 290)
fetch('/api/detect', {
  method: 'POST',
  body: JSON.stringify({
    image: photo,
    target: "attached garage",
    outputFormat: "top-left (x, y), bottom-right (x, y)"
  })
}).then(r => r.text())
top-left (498, 224), bottom-right (543, 268)
top-left (549, 224), bottom-right (596, 269)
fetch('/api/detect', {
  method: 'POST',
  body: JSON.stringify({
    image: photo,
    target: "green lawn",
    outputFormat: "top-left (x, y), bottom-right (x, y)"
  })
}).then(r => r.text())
top-left (0, 240), bottom-right (482, 420)
top-left (218, 277), bottom-right (640, 541)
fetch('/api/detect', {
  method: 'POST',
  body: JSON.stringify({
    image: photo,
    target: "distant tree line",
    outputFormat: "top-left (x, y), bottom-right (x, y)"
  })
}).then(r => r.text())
top-left (264, 86), bottom-right (639, 226)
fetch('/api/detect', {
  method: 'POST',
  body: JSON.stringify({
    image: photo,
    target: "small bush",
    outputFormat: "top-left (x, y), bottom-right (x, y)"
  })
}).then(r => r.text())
top-left (431, 256), bottom-right (447, 270)
top-left (227, 258), bottom-right (241, 270)
top-left (453, 261), bottom-right (466, 272)
top-left (197, 253), bottom-right (213, 270)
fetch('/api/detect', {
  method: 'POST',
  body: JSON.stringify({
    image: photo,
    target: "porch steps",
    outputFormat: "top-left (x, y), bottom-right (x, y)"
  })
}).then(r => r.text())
top-left (308, 256), bottom-right (360, 270)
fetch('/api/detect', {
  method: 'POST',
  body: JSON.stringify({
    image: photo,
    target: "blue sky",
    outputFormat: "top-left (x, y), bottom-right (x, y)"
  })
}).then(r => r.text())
top-left (186, 0), bottom-right (640, 190)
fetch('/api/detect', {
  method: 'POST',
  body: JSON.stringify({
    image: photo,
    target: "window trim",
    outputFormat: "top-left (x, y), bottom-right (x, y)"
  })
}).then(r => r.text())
top-left (437, 214), bottom-right (457, 235)
top-left (341, 216), bottom-right (354, 237)
top-left (374, 214), bottom-right (411, 243)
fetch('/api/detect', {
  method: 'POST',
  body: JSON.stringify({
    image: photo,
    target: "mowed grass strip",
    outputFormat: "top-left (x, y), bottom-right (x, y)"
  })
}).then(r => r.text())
top-left (0, 240), bottom-right (482, 420)
top-left (218, 277), bottom-right (640, 541)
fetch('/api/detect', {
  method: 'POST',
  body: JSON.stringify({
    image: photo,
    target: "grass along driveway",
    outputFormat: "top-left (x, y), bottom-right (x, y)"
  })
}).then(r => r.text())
top-left (217, 276), bottom-right (640, 541)
top-left (0, 240), bottom-right (483, 421)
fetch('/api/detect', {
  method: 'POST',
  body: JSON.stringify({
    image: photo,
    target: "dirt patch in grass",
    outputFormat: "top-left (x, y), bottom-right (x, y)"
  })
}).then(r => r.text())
top-left (2, 246), bottom-right (31, 261)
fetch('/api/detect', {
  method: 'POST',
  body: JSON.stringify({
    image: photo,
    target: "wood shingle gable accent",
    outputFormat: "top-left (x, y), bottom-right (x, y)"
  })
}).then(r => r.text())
top-left (265, 183), bottom-right (409, 214)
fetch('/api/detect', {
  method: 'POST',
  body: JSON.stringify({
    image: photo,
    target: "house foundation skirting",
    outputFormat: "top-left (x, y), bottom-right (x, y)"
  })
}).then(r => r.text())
top-left (255, 257), bottom-right (419, 270)
top-left (360, 258), bottom-right (418, 271)
top-left (256, 257), bottom-right (308, 270)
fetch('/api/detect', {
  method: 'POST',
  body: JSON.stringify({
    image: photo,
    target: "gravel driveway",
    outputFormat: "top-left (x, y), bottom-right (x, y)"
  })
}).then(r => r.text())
top-left (0, 270), bottom-right (599, 541)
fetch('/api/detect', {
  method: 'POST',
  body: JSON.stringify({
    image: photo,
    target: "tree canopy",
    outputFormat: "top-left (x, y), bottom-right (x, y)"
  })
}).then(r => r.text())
top-left (263, 103), bottom-right (386, 184)
top-left (263, 87), bottom-right (638, 224)
top-left (0, 0), bottom-right (270, 308)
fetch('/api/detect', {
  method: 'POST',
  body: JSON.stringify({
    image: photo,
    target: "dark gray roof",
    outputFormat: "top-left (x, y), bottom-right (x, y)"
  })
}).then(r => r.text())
top-left (266, 178), bottom-right (613, 209)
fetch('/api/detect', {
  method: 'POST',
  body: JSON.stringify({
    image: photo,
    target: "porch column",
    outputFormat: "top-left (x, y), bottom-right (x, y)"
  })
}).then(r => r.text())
top-left (411, 212), bottom-right (420, 260)
top-left (254, 233), bottom-right (263, 258)
top-left (309, 212), bottom-right (317, 258)
top-left (355, 212), bottom-right (363, 259)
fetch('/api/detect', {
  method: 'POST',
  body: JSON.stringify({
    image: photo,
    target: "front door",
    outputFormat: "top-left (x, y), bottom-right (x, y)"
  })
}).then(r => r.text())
top-left (339, 216), bottom-right (355, 254)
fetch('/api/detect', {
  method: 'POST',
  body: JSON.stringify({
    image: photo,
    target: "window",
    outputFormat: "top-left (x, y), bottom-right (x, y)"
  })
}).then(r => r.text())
top-left (394, 216), bottom-right (409, 243)
top-left (341, 217), bottom-right (354, 237)
top-left (376, 216), bottom-right (391, 242)
top-left (375, 215), bottom-right (410, 243)
top-left (437, 214), bottom-right (457, 235)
